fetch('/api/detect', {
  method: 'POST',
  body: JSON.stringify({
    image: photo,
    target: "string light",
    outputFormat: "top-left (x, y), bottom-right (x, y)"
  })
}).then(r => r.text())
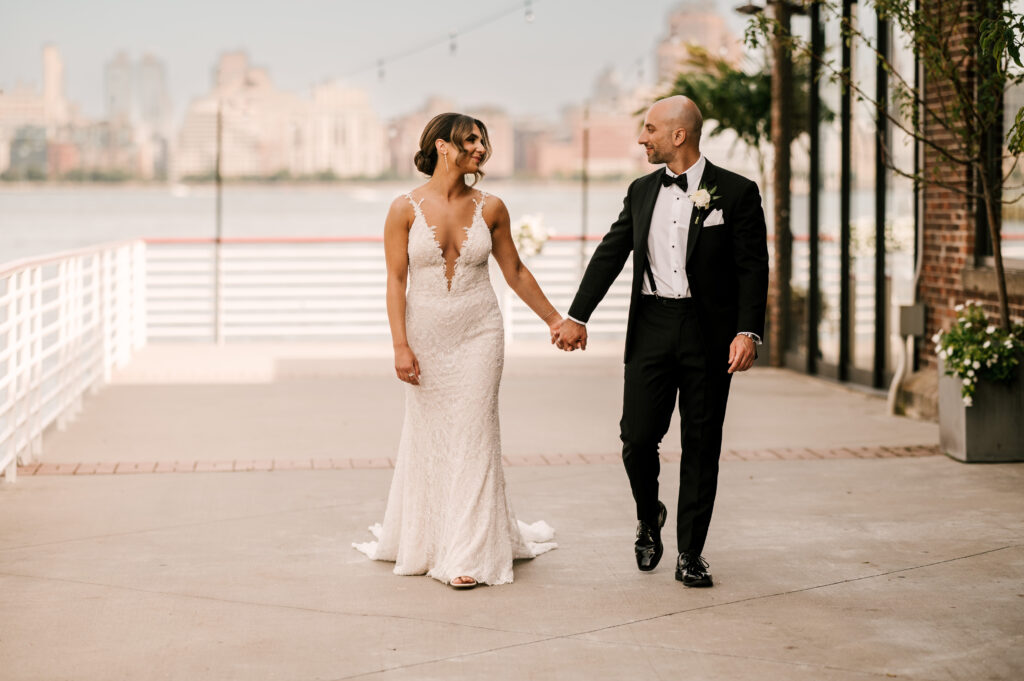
top-left (343, 0), bottom-right (542, 81)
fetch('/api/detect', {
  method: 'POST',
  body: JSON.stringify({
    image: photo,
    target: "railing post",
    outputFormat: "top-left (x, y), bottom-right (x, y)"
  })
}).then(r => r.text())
top-left (133, 241), bottom-right (147, 351)
top-left (29, 266), bottom-right (44, 458)
top-left (2, 273), bottom-right (15, 481)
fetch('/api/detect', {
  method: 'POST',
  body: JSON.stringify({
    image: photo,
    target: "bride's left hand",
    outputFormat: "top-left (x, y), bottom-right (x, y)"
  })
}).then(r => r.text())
top-left (548, 316), bottom-right (564, 345)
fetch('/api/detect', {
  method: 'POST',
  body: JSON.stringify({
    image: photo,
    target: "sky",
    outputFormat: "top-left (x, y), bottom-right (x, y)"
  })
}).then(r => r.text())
top-left (0, 0), bottom-right (751, 123)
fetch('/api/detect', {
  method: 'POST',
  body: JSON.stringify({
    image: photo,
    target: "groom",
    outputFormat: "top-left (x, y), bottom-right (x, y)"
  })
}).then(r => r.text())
top-left (557, 96), bottom-right (768, 587)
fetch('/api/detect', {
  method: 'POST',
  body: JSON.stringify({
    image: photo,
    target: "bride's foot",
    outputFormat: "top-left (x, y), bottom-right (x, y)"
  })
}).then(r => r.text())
top-left (449, 576), bottom-right (478, 590)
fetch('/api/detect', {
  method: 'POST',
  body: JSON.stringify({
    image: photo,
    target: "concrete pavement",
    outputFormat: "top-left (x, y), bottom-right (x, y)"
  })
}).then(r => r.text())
top-left (1, 343), bottom-right (1021, 681)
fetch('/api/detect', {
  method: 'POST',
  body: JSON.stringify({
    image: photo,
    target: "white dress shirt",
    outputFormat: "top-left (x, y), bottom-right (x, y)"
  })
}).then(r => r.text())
top-left (641, 155), bottom-right (706, 298)
top-left (568, 154), bottom-right (761, 345)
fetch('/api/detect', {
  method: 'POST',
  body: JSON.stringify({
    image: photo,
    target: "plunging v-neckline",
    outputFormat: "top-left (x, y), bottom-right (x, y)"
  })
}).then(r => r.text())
top-left (409, 192), bottom-right (486, 293)
top-left (420, 215), bottom-right (475, 292)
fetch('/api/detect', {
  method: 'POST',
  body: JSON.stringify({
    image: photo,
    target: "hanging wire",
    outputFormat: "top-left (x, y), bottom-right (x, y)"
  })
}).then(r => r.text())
top-left (344, 0), bottom-right (540, 80)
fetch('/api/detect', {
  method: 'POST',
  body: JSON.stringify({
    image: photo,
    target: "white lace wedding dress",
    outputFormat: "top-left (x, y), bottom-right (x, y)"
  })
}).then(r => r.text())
top-left (352, 190), bottom-right (556, 585)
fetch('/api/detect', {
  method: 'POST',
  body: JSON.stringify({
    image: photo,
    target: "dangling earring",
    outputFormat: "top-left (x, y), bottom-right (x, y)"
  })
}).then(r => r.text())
top-left (443, 151), bottom-right (449, 172)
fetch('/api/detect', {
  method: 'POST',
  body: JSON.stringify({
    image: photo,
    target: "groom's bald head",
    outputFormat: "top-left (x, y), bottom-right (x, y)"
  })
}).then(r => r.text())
top-left (652, 95), bottom-right (703, 147)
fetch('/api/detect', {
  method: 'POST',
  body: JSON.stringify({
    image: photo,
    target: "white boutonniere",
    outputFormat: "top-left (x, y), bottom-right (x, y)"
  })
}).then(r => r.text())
top-left (689, 185), bottom-right (720, 223)
top-left (689, 188), bottom-right (712, 209)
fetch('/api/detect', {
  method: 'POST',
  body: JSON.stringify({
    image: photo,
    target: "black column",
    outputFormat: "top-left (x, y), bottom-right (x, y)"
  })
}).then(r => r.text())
top-left (873, 11), bottom-right (889, 389)
top-left (808, 1), bottom-right (823, 375)
top-left (839, 0), bottom-right (853, 381)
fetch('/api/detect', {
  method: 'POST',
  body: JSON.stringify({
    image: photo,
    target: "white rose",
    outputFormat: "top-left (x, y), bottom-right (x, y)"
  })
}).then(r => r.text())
top-left (964, 322), bottom-right (972, 329)
top-left (967, 369), bottom-right (974, 377)
top-left (986, 325), bottom-right (996, 334)
top-left (690, 189), bottom-right (712, 209)
top-left (963, 395), bottom-right (973, 407)
top-left (962, 377), bottom-right (971, 386)
top-left (973, 361), bottom-right (980, 369)
top-left (932, 333), bottom-right (941, 343)
top-left (938, 349), bottom-right (947, 359)
top-left (955, 304), bottom-right (964, 312)
top-left (983, 340), bottom-right (991, 348)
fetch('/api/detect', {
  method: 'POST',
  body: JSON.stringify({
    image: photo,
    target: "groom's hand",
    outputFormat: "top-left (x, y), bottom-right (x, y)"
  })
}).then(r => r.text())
top-left (556, 320), bottom-right (587, 352)
top-left (727, 334), bottom-right (756, 373)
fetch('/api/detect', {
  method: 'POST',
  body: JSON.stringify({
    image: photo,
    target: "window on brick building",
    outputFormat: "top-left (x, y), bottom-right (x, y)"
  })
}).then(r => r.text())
top-left (992, 0), bottom-right (1024, 267)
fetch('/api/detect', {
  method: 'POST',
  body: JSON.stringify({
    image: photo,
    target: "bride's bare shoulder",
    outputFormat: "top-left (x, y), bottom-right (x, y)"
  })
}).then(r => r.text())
top-left (476, 190), bottom-right (508, 224)
top-left (387, 191), bottom-right (420, 223)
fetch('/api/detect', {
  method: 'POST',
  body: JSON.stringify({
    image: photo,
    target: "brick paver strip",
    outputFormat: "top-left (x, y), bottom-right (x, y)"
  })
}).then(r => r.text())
top-left (12, 444), bottom-right (941, 476)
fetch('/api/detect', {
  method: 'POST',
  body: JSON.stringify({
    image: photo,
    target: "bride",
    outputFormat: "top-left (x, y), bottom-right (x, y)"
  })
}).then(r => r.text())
top-left (353, 112), bottom-right (561, 589)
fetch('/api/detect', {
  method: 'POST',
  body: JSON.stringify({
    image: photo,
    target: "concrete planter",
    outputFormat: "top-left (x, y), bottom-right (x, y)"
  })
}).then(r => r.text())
top-left (938, 357), bottom-right (1024, 462)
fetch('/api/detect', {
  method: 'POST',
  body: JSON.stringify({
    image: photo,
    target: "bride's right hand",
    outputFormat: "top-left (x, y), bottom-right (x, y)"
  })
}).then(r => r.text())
top-left (394, 344), bottom-right (421, 385)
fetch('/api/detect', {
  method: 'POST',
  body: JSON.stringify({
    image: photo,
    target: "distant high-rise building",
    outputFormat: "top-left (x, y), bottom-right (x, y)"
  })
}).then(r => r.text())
top-left (42, 45), bottom-right (68, 128)
top-left (104, 52), bottom-right (134, 122)
top-left (174, 52), bottom-right (387, 180)
top-left (137, 54), bottom-right (171, 136)
top-left (655, 1), bottom-right (744, 84)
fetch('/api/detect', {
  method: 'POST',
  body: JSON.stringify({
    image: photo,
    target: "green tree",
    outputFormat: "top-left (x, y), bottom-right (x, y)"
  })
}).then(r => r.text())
top-left (661, 44), bottom-right (833, 192)
top-left (746, 0), bottom-right (1024, 331)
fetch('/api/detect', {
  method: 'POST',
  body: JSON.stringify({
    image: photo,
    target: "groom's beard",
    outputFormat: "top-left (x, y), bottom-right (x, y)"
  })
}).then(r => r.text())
top-left (645, 147), bottom-right (669, 165)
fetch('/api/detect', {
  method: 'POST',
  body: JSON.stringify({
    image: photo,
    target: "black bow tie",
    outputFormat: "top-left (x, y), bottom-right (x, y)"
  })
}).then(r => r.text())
top-left (660, 173), bottom-right (687, 191)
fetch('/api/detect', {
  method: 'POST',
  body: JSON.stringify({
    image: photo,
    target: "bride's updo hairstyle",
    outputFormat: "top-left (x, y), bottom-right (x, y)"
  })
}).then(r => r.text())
top-left (414, 112), bottom-right (492, 184)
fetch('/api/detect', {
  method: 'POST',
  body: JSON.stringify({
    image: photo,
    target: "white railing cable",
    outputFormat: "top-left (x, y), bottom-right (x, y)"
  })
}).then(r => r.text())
top-left (143, 237), bottom-right (634, 344)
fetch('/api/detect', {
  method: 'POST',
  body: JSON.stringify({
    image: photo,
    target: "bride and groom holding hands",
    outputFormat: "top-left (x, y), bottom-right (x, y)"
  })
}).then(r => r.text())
top-left (353, 95), bottom-right (769, 590)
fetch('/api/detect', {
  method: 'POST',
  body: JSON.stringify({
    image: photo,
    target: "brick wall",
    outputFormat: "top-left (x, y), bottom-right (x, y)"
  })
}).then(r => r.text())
top-left (917, 4), bottom-right (1024, 369)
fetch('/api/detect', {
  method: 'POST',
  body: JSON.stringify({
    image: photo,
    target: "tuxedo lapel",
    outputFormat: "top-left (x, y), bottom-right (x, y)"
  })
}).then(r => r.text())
top-left (636, 169), bottom-right (664, 253)
top-left (685, 161), bottom-right (719, 266)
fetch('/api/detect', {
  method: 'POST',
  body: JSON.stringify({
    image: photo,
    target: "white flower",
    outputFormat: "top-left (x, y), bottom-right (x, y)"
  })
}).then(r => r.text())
top-left (984, 340), bottom-right (991, 348)
top-left (955, 304), bottom-right (964, 312)
top-left (967, 369), bottom-right (975, 377)
top-left (964, 322), bottom-right (972, 329)
top-left (689, 188), bottom-right (712, 209)
top-left (973, 361), bottom-right (980, 369)
top-left (986, 325), bottom-right (996, 334)
top-left (1006, 340), bottom-right (1015, 348)
top-left (511, 214), bottom-right (549, 257)
top-left (962, 377), bottom-right (971, 386)
top-left (938, 349), bottom-right (947, 359)
top-left (963, 395), bottom-right (973, 407)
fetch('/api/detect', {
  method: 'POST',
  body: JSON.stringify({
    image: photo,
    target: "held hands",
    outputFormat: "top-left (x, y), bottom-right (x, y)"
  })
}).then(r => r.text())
top-left (554, 319), bottom-right (587, 352)
top-left (394, 344), bottom-right (421, 385)
top-left (727, 334), bottom-right (756, 374)
top-left (546, 313), bottom-right (564, 346)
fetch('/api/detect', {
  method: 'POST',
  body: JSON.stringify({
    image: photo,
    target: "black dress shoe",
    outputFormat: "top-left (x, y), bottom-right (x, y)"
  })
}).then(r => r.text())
top-left (634, 501), bottom-right (668, 571)
top-left (675, 552), bottom-right (713, 587)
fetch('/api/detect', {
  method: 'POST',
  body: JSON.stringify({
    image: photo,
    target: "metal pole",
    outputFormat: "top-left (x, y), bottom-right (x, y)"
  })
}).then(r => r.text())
top-left (214, 97), bottom-right (223, 345)
top-left (581, 102), bottom-right (590, 274)
top-left (874, 11), bottom-right (889, 389)
top-left (769, 1), bottom-right (794, 367)
top-left (839, 0), bottom-right (853, 381)
top-left (808, 1), bottom-right (822, 375)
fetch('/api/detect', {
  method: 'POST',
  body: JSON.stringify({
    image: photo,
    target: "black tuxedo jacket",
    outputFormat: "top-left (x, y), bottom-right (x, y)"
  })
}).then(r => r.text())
top-left (567, 161), bottom-right (769, 363)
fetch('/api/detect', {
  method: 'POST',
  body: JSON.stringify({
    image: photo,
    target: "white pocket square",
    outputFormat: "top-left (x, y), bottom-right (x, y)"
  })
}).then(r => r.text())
top-left (704, 208), bottom-right (725, 227)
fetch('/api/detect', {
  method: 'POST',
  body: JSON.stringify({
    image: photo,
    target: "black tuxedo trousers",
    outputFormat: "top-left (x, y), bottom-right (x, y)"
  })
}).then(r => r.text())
top-left (623, 296), bottom-right (731, 556)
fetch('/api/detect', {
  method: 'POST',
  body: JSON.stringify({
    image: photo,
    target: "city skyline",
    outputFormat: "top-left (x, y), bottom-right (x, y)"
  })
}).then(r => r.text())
top-left (0, 0), bottom-right (751, 125)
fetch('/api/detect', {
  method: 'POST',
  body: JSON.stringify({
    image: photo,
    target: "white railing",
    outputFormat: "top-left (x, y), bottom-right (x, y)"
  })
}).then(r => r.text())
top-left (144, 236), bottom-right (634, 343)
top-left (0, 241), bottom-right (146, 481)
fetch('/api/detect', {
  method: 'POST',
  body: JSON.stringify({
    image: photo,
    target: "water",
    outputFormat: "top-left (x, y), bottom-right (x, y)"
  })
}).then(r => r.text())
top-left (2, 182), bottom-right (1020, 264)
top-left (0, 182), bottom-right (631, 263)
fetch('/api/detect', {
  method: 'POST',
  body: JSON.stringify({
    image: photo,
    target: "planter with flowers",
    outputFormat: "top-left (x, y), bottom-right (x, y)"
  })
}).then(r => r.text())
top-left (934, 301), bottom-right (1024, 462)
